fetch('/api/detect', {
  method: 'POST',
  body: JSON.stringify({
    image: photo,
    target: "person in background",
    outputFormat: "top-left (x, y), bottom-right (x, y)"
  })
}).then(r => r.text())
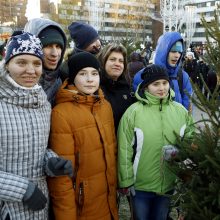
top-left (47, 52), bottom-right (118, 220)
top-left (133, 32), bottom-right (193, 112)
top-left (59, 21), bottom-right (102, 82)
top-left (183, 51), bottom-right (199, 85)
top-left (126, 51), bottom-right (145, 88)
top-left (118, 64), bottom-right (194, 220)
top-left (0, 33), bottom-right (72, 220)
top-left (0, 39), bottom-right (7, 61)
top-left (206, 68), bottom-right (219, 99)
top-left (24, 18), bottom-right (67, 106)
top-left (97, 43), bottom-right (135, 132)
top-left (196, 56), bottom-right (209, 91)
top-left (68, 21), bottom-right (102, 55)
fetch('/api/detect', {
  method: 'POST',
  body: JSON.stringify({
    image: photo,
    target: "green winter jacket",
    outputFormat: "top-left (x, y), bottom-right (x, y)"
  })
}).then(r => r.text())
top-left (117, 88), bottom-right (194, 194)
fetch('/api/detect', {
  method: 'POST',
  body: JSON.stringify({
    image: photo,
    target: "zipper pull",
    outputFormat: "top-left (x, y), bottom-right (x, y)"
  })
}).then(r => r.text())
top-left (78, 182), bottom-right (84, 215)
top-left (159, 99), bottom-right (163, 111)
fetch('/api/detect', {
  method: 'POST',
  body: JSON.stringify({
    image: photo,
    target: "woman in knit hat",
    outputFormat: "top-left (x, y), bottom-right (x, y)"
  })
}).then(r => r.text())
top-left (183, 51), bottom-right (199, 85)
top-left (0, 32), bottom-right (73, 220)
top-left (47, 52), bottom-right (118, 220)
top-left (118, 64), bottom-right (194, 220)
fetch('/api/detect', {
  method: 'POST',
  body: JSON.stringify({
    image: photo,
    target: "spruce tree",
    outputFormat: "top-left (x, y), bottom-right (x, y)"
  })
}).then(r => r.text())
top-left (169, 7), bottom-right (220, 220)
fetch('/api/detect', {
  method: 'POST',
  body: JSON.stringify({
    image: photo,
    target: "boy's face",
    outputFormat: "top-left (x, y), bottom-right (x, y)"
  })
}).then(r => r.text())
top-left (167, 51), bottom-right (181, 67)
top-left (84, 39), bottom-right (101, 54)
top-left (74, 67), bottom-right (100, 95)
top-left (42, 43), bottom-right (62, 70)
top-left (145, 79), bottom-right (169, 98)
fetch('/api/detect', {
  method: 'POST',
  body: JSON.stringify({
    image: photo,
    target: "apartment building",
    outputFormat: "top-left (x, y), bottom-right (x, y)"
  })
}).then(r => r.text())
top-left (192, 0), bottom-right (218, 44)
top-left (56, 0), bottom-right (156, 45)
top-left (0, 0), bottom-right (27, 28)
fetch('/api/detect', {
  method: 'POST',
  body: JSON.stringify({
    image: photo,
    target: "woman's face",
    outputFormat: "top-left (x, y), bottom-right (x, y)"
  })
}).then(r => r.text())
top-left (7, 54), bottom-right (42, 88)
top-left (105, 51), bottom-right (124, 81)
top-left (146, 79), bottom-right (169, 98)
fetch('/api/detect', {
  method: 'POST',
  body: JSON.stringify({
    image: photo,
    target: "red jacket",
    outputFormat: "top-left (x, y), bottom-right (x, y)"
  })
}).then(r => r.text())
top-left (47, 81), bottom-right (118, 220)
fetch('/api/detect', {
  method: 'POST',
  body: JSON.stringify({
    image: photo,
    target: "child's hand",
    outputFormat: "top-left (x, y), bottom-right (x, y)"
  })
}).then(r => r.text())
top-left (162, 145), bottom-right (179, 161)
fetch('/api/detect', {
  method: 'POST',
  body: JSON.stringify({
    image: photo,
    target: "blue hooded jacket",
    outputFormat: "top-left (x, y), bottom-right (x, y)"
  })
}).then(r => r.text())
top-left (133, 32), bottom-right (193, 110)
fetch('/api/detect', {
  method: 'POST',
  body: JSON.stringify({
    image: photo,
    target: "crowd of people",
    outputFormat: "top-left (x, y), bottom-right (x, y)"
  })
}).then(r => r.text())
top-left (0, 17), bottom-right (217, 220)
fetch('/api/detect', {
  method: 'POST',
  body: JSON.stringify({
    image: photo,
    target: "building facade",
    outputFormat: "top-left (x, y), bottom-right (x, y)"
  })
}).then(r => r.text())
top-left (55, 0), bottom-right (156, 46)
top-left (192, 0), bottom-right (218, 45)
top-left (0, 0), bottom-right (27, 28)
top-left (159, 0), bottom-right (218, 47)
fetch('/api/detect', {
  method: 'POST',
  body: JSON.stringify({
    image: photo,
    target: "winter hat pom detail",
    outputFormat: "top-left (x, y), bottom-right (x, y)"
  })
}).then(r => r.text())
top-left (5, 32), bottom-right (43, 63)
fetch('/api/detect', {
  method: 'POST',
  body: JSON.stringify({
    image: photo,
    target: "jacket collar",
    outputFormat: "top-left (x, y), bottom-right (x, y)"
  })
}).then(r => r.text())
top-left (0, 77), bottom-right (49, 108)
top-left (55, 79), bottom-right (105, 105)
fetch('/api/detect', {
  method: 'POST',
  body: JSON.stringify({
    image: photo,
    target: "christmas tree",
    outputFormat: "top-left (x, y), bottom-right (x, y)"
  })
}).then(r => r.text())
top-left (169, 7), bottom-right (220, 220)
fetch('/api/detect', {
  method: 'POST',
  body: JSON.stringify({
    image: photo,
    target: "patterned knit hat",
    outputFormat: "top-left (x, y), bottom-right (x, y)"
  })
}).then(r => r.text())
top-left (141, 64), bottom-right (169, 87)
top-left (68, 51), bottom-right (100, 83)
top-left (5, 32), bottom-right (43, 64)
top-left (68, 22), bottom-right (99, 49)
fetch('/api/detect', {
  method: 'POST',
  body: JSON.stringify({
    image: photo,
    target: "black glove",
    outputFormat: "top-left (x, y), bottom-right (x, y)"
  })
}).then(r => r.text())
top-left (45, 157), bottom-right (73, 177)
top-left (23, 182), bottom-right (47, 211)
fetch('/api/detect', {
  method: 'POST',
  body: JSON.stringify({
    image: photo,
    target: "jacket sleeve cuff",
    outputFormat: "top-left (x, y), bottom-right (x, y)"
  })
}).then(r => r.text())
top-left (0, 171), bottom-right (29, 202)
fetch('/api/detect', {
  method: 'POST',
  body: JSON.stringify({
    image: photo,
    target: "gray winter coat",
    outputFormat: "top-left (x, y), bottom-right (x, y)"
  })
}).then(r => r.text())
top-left (0, 76), bottom-right (56, 220)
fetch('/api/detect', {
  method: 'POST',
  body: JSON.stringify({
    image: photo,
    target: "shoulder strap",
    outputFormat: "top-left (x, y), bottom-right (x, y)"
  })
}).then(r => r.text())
top-left (177, 68), bottom-right (183, 95)
top-left (169, 68), bottom-right (184, 95)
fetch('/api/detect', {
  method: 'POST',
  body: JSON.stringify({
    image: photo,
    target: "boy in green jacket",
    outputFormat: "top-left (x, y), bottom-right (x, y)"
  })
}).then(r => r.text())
top-left (118, 64), bottom-right (194, 220)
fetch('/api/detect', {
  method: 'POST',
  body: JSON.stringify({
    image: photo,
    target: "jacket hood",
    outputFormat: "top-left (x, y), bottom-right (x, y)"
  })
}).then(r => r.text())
top-left (55, 80), bottom-right (105, 105)
top-left (24, 18), bottom-right (67, 69)
top-left (154, 32), bottom-right (183, 76)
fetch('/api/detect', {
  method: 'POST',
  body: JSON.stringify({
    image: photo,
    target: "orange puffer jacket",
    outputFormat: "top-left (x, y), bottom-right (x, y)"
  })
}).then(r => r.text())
top-left (47, 81), bottom-right (118, 220)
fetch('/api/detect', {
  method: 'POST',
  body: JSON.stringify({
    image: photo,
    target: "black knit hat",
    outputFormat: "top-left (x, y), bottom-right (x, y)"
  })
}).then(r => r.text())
top-left (141, 64), bottom-right (169, 87)
top-left (38, 26), bottom-right (65, 49)
top-left (5, 32), bottom-right (44, 64)
top-left (68, 52), bottom-right (100, 82)
top-left (68, 22), bottom-right (99, 49)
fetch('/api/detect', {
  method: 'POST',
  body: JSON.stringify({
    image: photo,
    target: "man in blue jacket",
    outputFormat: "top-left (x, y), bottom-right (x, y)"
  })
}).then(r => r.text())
top-left (133, 32), bottom-right (193, 111)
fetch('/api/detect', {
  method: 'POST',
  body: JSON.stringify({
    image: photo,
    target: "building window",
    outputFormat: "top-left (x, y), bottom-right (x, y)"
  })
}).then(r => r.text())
top-left (206, 2), bottom-right (211, 7)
